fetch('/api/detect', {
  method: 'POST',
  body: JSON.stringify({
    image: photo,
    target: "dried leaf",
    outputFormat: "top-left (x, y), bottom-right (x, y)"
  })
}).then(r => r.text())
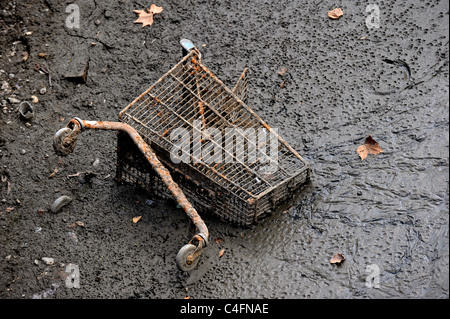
top-left (330, 253), bottom-right (345, 264)
top-left (149, 4), bottom-right (163, 14)
top-left (5, 207), bottom-right (14, 213)
top-left (356, 136), bottom-right (384, 160)
top-left (132, 216), bottom-right (142, 223)
top-left (134, 9), bottom-right (154, 27)
top-left (218, 248), bottom-right (226, 258)
top-left (215, 237), bottom-right (224, 244)
top-left (328, 8), bottom-right (344, 19)
top-left (133, 4), bottom-right (163, 28)
top-left (75, 221), bottom-right (85, 227)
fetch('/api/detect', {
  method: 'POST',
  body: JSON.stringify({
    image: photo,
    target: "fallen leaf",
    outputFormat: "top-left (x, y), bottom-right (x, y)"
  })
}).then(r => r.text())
top-left (215, 237), bottom-right (224, 244)
top-left (133, 4), bottom-right (163, 28)
top-left (356, 135), bottom-right (384, 160)
top-left (132, 216), bottom-right (142, 223)
top-left (330, 253), bottom-right (345, 264)
top-left (75, 221), bottom-right (85, 227)
top-left (5, 207), bottom-right (14, 213)
top-left (149, 4), bottom-right (163, 14)
top-left (328, 8), bottom-right (344, 19)
top-left (218, 248), bottom-right (226, 258)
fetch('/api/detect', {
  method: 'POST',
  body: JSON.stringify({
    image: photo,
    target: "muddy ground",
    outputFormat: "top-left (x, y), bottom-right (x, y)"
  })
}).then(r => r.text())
top-left (0, 0), bottom-right (448, 299)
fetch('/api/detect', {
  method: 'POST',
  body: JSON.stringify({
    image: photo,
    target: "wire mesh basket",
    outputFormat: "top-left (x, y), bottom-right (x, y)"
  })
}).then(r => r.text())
top-left (117, 40), bottom-right (310, 226)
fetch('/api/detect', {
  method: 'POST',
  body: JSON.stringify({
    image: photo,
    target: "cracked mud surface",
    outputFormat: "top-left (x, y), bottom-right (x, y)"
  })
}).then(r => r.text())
top-left (1, 0), bottom-right (448, 298)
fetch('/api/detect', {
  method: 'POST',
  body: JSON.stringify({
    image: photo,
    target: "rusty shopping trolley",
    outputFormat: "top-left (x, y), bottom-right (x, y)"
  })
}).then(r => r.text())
top-left (53, 39), bottom-right (310, 271)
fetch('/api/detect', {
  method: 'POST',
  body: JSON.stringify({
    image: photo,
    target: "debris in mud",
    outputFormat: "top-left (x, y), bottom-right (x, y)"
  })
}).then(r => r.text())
top-left (48, 167), bottom-right (58, 178)
top-left (19, 101), bottom-right (34, 120)
top-left (41, 257), bottom-right (55, 265)
top-left (218, 248), bottom-right (226, 258)
top-left (133, 4), bottom-right (163, 27)
top-left (68, 221), bottom-right (85, 228)
top-left (132, 216), bottom-right (142, 223)
top-left (328, 8), bottom-right (344, 19)
top-left (31, 95), bottom-right (39, 103)
top-left (64, 60), bottom-right (89, 84)
top-left (330, 253), bottom-right (345, 264)
top-left (50, 195), bottom-right (72, 213)
top-left (278, 67), bottom-right (288, 76)
top-left (356, 136), bottom-right (384, 160)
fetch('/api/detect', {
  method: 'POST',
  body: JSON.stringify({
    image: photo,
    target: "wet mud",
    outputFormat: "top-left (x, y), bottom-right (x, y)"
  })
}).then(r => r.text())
top-left (0, 0), bottom-right (448, 298)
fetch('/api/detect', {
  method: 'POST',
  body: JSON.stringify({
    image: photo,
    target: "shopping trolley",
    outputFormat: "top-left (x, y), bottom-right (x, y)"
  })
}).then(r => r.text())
top-left (53, 39), bottom-right (310, 271)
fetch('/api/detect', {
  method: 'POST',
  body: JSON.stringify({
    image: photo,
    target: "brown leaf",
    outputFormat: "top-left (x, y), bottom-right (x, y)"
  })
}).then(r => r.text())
top-left (218, 248), bottom-right (226, 258)
top-left (356, 135), bottom-right (384, 160)
top-left (132, 216), bottom-right (142, 223)
top-left (330, 253), bottom-right (345, 264)
top-left (328, 8), bottom-right (344, 19)
top-left (5, 207), bottom-right (14, 213)
top-left (149, 4), bottom-right (163, 14)
top-left (134, 9), bottom-right (154, 27)
top-left (133, 4), bottom-right (163, 28)
top-left (215, 237), bottom-right (224, 244)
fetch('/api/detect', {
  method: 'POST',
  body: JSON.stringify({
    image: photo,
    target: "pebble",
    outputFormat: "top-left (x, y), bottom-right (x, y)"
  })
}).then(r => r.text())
top-left (1, 81), bottom-right (10, 90)
top-left (39, 87), bottom-right (47, 95)
top-left (50, 195), bottom-right (72, 213)
top-left (20, 149), bottom-right (26, 155)
top-left (41, 257), bottom-right (55, 265)
top-left (8, 97), bottom-right (21, 104)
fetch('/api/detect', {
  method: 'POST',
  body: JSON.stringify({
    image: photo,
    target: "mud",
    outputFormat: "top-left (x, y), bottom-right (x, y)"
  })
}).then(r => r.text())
top-left (0, 0), bottom-right (448, 299)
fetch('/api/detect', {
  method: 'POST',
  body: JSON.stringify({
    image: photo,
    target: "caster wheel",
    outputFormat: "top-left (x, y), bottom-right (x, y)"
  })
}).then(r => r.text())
top-left (176, 244), bottom-right (200, 272)
top-left (53, 127), bottom-right (76, 156)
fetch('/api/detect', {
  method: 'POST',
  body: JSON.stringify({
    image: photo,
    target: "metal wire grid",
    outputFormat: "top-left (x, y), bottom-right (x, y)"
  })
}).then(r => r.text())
top-left (120, 49), bottom-right (307, 202)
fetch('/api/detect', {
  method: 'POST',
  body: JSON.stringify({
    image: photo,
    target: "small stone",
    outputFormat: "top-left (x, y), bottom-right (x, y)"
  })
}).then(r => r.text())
top-left (41, 257), bottom-right (55, 265)
top-left (20, 149), bottom-right (26, 155)
top-left (1, 81), bottom-right (10, 90)
top-left (50, 195), bottom-right (72, 213)
top-left (34, 259), bottom-right (39, 265)
top-left (8, 97), bottom-right (21, 104)
top-left (39, 87), bottom-right (47, 95)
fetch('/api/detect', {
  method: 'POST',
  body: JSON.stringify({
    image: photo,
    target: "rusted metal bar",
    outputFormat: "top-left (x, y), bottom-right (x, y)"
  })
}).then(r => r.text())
top-left (64, 118), bottom-right (209, 246)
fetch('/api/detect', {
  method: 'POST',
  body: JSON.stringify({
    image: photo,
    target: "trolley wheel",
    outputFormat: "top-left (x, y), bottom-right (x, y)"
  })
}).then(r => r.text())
top-left (53, 127), bottom-right (77, 156)
top-left (176, 244), bottom-right (200, 272)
